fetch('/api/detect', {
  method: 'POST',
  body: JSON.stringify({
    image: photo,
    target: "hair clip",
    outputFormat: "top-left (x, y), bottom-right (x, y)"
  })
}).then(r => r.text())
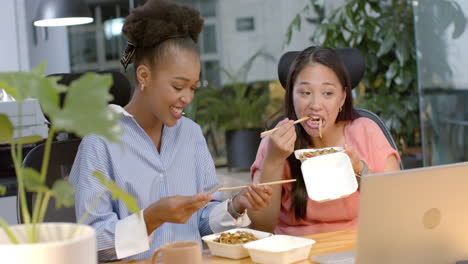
top-left (120, 42), bottom-right (136, 71)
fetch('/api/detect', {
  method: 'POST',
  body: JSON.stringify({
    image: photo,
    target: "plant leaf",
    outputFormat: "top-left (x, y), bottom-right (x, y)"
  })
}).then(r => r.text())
top-left (0, 113), bottom-right (14, 143)
top-left (377, 32), bottom-right (395, 57)
top-left (0, 62), bottom-right (63, 117)
top-left (93, 171), bottom-right (140, 215)
top-left (14, 135), bottom-right (43, 145)
top-left (0, 185), bottom-right (6, 196)
top-left (51, 73), bottom-right (122, 143)
top-left (23, 168), bottom-right (49, 193)
top-left (51, 180), bottom-right (76, 208)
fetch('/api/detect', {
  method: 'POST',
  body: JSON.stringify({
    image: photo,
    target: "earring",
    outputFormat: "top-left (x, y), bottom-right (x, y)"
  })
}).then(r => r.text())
top-left (140, 84), bottom-right (145, 92)
top-left (339, 106), bottom-right (343, 112)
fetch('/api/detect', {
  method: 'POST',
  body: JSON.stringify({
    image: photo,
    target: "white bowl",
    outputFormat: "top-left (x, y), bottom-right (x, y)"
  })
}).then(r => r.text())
top-left (243, 235), bottom-right (316, 264)
top-left (294, 147), bottom-right (344, 162)
top-left (301, 152), bottom-right (357, 202)
top-left (202, 228), bottom-right (272, 259)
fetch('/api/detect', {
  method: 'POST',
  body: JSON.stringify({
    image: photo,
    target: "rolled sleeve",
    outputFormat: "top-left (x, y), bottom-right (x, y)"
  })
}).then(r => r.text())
top-left (115, 210), bottom-right (151, 259)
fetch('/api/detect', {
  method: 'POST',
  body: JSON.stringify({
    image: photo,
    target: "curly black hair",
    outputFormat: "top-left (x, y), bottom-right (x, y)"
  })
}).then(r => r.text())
top-left (122, 0), bottom-right (204, 70)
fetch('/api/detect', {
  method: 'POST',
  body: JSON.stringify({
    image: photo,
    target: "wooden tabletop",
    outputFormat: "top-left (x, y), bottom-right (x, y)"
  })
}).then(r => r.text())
top-left (108, 229), bottom-right (356, 264)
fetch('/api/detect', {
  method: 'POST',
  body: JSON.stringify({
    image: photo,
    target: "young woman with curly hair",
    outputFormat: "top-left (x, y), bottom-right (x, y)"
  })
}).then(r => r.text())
top-left (70, 0), bottom-right (272, 261)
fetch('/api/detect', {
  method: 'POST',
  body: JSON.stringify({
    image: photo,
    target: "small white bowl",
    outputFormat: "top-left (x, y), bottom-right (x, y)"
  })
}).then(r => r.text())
top-left (243, 235), bottom-right (316, 264)
top-left (301, 152), bottom-right (357, 202)
top-left (202, 228), bottom-right (272, 259)
top-left (294, 147), bottom-right (344, 162)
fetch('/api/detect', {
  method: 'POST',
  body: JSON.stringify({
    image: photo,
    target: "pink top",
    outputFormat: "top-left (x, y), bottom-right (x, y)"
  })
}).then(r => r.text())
top-left (250, 117), bottom-right (400, 236)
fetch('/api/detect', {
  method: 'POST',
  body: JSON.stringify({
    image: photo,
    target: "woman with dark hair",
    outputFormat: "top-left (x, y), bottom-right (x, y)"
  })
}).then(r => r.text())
top-left (249, 46), bottom-right (400, 235)
top-left (70, 0), bottom-right (272, 261)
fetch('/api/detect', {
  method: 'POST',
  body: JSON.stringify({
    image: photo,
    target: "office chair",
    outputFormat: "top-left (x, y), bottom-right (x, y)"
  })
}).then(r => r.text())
top-left (48, 70), bottom-right (133, 108)
top-left (275, 46), bottom-right (403, 169)
top-left (17, 139), bottom-right (81, 223)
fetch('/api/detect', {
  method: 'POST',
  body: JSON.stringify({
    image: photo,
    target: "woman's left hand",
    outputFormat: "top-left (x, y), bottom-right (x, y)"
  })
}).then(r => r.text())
top-left (232, 184), bottom-right (273, 213)
top-left (345, 145), bottom-right (363, 175)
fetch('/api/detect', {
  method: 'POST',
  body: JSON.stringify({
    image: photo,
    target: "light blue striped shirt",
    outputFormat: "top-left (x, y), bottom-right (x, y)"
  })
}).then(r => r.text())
top-left (70, 105), bottom-right (245, 261)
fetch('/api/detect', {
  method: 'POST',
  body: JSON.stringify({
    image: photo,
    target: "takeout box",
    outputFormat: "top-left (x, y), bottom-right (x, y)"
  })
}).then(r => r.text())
top-left (201, 228), bottom-right (272, 259)
top-left (294, 147), bottom-right (344, 163)
top-left (300, 152), bottom-right (357, 202)
top-left (242, 235), bottom-right (316, 264)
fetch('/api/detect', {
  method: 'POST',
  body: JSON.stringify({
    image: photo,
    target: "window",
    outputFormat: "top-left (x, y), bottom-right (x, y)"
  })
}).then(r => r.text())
top-left (175, 0), bottom-right (221, 87)
top-left (236, 17), bottom-right (255, 31)
top-left (68, 1), bottom-right (220, 87)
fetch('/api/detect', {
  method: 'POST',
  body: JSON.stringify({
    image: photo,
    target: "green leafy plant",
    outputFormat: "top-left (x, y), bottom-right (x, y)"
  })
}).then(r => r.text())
top-left (188, 51), bottom-right (274, 132)
top-left (0, 62), bottom-right (139, 244)
top-left (286, 0), bottom-right (420, 153)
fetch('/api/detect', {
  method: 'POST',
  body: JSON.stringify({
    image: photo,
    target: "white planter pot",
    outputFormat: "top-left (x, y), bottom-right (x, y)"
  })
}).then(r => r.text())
top-left (0, 223), bottom-right (97, 264)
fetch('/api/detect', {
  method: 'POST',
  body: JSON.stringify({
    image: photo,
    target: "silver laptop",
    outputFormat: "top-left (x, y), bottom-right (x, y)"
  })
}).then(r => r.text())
top-left (313, 162), bottom-right (468, 264)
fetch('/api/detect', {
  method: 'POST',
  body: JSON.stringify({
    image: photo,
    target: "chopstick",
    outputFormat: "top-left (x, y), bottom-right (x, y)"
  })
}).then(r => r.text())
top-left (218, 179), bottom-right (297, 192)
top-left (207, 184), bottom-right (222, 194)
top-left (260, 116), bottom-right (311, 138)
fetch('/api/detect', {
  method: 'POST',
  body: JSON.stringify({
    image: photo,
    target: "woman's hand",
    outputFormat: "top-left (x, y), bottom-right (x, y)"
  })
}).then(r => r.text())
top-left (345, 145), bottom-right (364, 175)
top-left (231, 184), bottom-right (273, 215)
top-left (144, 193), bottom-right (212, 233)
top-left (265, 118), bottom-right (297, 163)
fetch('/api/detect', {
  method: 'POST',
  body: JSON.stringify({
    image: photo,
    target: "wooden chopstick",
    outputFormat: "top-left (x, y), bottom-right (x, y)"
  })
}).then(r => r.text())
top-left (207, 184), bottom-right (222, 194)
top-left (218, 179), bottom-right (297, 192)
top-left (260, 116), bottom-right (311, 138)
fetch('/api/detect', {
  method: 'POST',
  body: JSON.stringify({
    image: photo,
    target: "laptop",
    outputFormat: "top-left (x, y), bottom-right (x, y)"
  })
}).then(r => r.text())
top-left (313, 162), bottom-right (468, 264)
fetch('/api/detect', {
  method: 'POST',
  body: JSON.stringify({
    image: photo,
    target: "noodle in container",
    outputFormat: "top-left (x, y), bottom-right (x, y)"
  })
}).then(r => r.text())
top-left (202, 228), bottom-right (272, 259)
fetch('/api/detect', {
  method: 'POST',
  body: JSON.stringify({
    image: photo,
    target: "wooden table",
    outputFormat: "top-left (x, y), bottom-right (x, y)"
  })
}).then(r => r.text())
top-left (109, 229), bottom-right (356, 264)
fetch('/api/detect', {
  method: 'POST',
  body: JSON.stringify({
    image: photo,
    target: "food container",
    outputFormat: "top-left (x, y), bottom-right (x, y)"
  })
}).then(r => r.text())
top-left (201, 228), bottom-right (272, 259)
top-left (242, 235), bottom-right (316, 264)
top-left (294, 147), bottom-right (344, 163)
top-left (301, 152), bottom-right (357, 202)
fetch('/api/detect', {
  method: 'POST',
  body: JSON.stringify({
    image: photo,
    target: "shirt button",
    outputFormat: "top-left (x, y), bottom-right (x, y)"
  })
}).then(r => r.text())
top-left (159, 173), bottom-right (164, 179)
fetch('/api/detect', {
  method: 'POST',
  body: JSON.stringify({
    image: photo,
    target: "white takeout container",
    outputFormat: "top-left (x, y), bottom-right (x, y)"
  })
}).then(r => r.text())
top-left (294, 147), bottom-right (344, 163)
top-left (202, 228), bottom-right (272, 259)
top-left (243, 235), bottom-right (316, 264)
top-left (301, 152), bottom-right (357, 202)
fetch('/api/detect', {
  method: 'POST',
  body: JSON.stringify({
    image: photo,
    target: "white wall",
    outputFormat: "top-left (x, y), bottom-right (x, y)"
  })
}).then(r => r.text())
top-left (0, 0), bottom-right (70, 74)
top-left (24, 0), bottom-right (71, 75)
top-left (0, 0), bottom-right (29, 72)
top-left (218, 0), bottom-right (315, 84)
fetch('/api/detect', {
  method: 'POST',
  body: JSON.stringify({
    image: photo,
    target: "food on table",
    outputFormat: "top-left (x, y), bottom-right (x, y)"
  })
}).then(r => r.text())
top-left (213, 231), bottom-right (258, 244)
top-left (299, 148), bottom-right (339, 159)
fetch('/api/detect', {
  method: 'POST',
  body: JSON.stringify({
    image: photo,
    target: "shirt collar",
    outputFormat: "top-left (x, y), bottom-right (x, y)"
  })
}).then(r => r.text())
top-left (109, 104), bottom-right (133, 117)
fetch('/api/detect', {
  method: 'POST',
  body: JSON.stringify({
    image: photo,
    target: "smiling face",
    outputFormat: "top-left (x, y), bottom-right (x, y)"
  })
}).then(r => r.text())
top-left (139, 46), bottom-right (201, 127)
top-left (292, 63), bottom-right (346, 138)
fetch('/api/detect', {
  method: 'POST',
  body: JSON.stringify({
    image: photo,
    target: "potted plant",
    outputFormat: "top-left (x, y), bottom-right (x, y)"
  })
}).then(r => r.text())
top-left (0, 62), bottom-right (139, 264)
top-left (190, 51), bottom-right (274, 170)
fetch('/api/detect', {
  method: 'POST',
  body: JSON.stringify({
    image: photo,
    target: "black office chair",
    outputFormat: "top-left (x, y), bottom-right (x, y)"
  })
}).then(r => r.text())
top-left (48, 71), bottom-right (133, 108)
top-left (275, 46), bottom-right (403, 169)
top-left (17, 139), bottom-right (81, 223)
